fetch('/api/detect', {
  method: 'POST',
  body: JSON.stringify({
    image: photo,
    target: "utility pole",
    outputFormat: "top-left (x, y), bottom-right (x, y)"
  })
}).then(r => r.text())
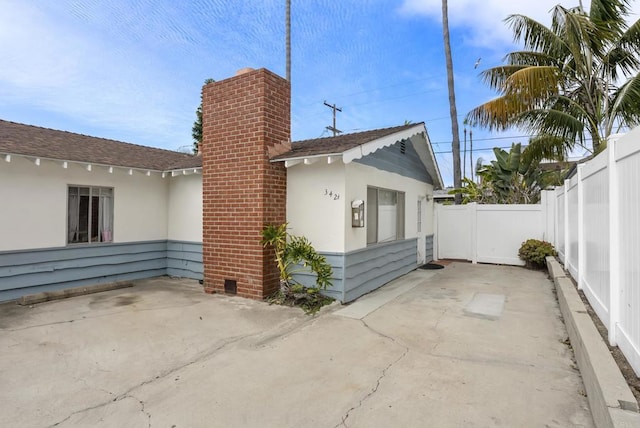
top-left (463, 126), bottom-right (467, 179)
top-left (469, 129), bottom-right (474, 182)
top-left (324, 101), bottom-right (342, 136)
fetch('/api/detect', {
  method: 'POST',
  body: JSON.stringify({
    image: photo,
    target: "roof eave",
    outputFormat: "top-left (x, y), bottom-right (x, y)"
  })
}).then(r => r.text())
top-left (1, 151), bottom-right (202, 177)
top-left (270, 152), bottom-right (345, 167)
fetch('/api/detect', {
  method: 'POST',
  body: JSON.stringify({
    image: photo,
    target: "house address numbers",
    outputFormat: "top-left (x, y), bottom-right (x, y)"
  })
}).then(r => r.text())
top-left (324, 189), bottom-right (340, 200)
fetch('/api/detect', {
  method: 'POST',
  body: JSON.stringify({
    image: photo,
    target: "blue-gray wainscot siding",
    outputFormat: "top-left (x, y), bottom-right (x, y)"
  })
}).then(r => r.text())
top-left (166, 240), bottom-right (203, 280)
top-left (425, 234), bottom-right (434, 263)
top-left (0, 240), bottom-right (202, 302)
top-left (292, 238), bottom-right (418, 303)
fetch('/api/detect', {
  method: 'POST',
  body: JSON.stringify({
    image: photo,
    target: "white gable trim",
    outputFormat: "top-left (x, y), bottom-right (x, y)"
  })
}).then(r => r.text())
top-left (274, 123), bottom-right (444, 189)
top-left (408, 129), bottom-right (444, 190)
top-left (342, 124), bottom-right (425, 164)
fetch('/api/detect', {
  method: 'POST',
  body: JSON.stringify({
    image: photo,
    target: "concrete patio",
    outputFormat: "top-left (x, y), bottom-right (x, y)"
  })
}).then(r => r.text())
top-left (0, 262), bottom-right (593, 427)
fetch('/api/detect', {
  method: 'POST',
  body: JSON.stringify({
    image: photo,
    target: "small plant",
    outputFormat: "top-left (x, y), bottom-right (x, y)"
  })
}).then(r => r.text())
top-left (261, 223), bottom-right (334, 314)
top-left (518, 239), bottom-right (557, 269)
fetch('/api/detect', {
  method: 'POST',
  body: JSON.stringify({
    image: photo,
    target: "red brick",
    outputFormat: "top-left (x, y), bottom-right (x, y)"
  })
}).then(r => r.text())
top-left (201, 69), bottom-right (290, 300)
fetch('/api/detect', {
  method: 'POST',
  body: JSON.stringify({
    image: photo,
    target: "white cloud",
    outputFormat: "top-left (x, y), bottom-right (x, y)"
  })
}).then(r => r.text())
top-left (398, 0), bottom-right (640, 50)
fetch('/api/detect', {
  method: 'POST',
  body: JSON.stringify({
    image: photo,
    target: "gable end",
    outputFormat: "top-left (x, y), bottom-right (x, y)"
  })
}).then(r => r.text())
top-left (353, 139), bottom-right (433, 184)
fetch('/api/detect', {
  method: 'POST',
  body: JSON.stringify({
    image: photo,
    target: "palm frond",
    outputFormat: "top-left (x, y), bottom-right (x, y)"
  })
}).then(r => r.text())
top-left (589, 0), bottom-right (630, 36)
top-left (479, 65), bottom-right (526, 92)
top-left (505, 51), bottom-right (557, 67)
top-left (524, 135), bottom-right (568, 163)
top-left (466, 95), bottom-right (530, 130)
top-left (609, 73), bottom-right (640, 131)
top-left (470, 1), bottom-right (636, 155)
top-left (506, 14), bottom-right (566, 56)
top-left (607, 18), bottom-right (640, 77)
top-left (561, 9), bottom-right (603, 72)
top-left (503, 66), bottom-right (561, 100)
top-left (514, 108), bottom-right (585, 148)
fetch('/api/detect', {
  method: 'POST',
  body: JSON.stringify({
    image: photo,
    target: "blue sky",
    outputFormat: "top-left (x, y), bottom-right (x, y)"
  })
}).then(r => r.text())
top-left (1, 1), bottom-right (636, 186)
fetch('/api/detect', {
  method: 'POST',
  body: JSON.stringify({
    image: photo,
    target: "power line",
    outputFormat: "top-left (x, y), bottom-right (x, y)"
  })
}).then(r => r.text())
top-left (430, 134), bottom-right (532, 145)
top-left (349, 89), bottom-right (442, 107)
top-left (433, 145), bottom-right (523, 155)
top-left (297, 76), bottom-right (441, 108)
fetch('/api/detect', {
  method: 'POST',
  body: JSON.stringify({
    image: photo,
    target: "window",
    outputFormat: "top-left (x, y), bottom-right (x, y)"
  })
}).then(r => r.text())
top-left (67, 186), bottom-right (113, 244)
top-left (367, 186), bottom-right (405, 245)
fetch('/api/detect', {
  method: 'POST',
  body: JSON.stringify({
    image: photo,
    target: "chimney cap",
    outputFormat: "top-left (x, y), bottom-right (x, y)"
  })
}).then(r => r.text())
top-left (236, 67), bottom-right (255, 76)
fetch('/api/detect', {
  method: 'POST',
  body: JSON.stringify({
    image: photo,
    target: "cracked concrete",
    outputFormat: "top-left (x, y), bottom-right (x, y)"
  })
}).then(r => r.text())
top-left (0, 264), bottom-right (594, 427)
top-left (335, 320), bottom-right (410, 428)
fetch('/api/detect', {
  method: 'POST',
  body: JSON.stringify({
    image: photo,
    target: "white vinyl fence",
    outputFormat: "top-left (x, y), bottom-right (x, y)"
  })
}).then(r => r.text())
top-left (433, 128), bottom-right (640, 376)
top-left (554, 128), bottom-right (640, 376)
top-left (434, 193), bottom-right (555, 266)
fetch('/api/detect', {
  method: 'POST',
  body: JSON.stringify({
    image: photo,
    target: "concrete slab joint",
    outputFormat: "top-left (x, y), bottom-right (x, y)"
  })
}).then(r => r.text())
top-left (545, 256), bottom-right (640, 428)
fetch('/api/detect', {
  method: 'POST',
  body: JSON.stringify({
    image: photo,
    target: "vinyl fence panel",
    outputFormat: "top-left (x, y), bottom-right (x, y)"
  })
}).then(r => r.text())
top-left (614, 133), bottom-right (640, 376)
top-left (475, 205), bottom-right (543, 265)
top-left (435, 204), bottom-right (472, 260)
top-left (435, 201), bottom-right (548, 266)
top-left (566, 175), bottom-right (580, 279)
top-left (552, 127), bottom-right (640, 376)
top-left (580, 154), bottom-right (610, 324)
top-left (556, 186), bottom-right (565, 262)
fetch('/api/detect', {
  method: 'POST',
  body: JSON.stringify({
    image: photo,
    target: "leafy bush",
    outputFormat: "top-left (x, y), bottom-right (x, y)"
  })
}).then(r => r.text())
top-left (518, 239), bottom-right (557, 268)
top-left (261, 223), bottom-right (334, 314)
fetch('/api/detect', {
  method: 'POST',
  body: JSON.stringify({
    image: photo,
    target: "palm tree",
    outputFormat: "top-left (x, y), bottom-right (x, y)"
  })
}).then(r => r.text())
top-left (442, 0), bottom-right (462, 202)
top-left (286, 0), bottom-right (291, 81)
top-left (467, 0), bottom-right (640, 160)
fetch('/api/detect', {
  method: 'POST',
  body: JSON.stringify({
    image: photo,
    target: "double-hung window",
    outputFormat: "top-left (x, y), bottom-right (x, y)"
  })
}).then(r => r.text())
top-left (67, 186), bottom-right (114, 244)
top-left (366, 186), bottom-right (405, 245)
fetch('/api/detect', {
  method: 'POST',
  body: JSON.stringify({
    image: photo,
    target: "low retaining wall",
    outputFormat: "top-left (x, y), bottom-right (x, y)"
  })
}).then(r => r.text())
top-left (546, 256), bottom-right (639, 428)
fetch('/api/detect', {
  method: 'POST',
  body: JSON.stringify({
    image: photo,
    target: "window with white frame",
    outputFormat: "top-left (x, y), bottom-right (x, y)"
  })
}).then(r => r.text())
top-left (367, 186), bottom-right (405, 245)
top-left (67, 186), bottom-right (114, 244)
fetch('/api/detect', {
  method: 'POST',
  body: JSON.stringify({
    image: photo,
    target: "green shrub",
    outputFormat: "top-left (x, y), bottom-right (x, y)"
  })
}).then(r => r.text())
top-left (261, 223), bottom-right (334, 314)
top-left (518, 239), bottom-right (557, 268)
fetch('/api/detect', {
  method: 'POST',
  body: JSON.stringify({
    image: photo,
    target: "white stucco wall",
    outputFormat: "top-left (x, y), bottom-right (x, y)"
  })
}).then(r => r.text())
top-left (344, 162), bottom-right (434, 253)
top-left (285, 160), bottom-right (435, 255)
top-left (167, 174), bottom-right (202, 242)
top-left (286, 161), bottom-right (346, 253)
top-left (0, 156), bottom-right (169, 251)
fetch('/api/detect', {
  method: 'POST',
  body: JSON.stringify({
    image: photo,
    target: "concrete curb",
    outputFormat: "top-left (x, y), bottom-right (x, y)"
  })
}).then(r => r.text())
top-left (546, 256), bottom-right (640, 428)
top-left (19, 281), bottom-right (134, 306)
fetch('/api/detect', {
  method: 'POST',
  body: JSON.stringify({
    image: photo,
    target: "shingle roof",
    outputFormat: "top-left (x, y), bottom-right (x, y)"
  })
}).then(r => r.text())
top-left (0, 119), bottom-right (202, 170)
top-left (271, 123), bottom-right (419, 160)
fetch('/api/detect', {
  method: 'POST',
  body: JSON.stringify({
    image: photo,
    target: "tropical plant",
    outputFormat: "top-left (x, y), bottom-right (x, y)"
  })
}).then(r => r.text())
top-left (450, 143), bottom-right (565, 204)
top-left (467, 0), bottom-right (640, 161)
top-left (479, 143), bottom-right (561, 204)
top-left (261, 223), bottom-right (334, 313)
top-left (448, 177), bottom-right (494, 204)
top-left (519, 239), bottom-right (557, 268)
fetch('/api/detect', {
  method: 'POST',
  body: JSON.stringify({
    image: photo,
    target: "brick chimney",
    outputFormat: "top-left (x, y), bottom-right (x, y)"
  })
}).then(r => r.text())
top-left (201, 68), bottom-right (290, 299)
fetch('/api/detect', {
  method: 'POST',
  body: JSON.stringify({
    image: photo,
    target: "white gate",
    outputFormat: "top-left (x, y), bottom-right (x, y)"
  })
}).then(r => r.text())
top-left (434, 194), bottom-right (554, 265)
